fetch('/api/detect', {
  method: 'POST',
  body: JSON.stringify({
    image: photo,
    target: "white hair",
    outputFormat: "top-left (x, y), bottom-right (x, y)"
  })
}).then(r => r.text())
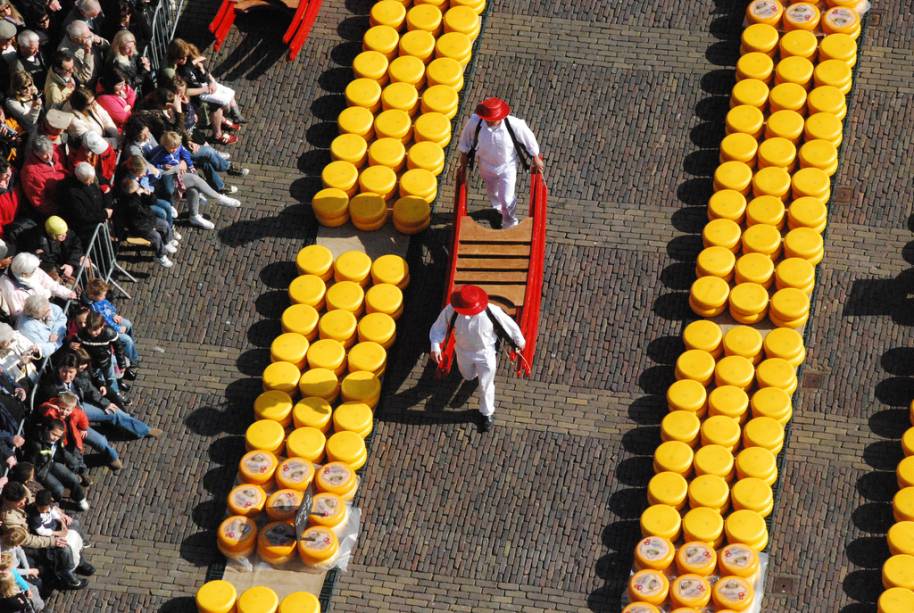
top-left (32, 135), bottom-right (53, 156)
top-left (67, 20), bottom-right (90, 39)
top-left (22, 294), bottom-right (49, 319)
top-left (16, 30), bottom-right (38, 46)
top-left (76, 0), bottom-right (101, 12)
top-left (74, 162), bottom-right (96, 182)
top-left (10, 252), bottom-right (39, 278)
top-left (0, 322), bottom-right (13, 344)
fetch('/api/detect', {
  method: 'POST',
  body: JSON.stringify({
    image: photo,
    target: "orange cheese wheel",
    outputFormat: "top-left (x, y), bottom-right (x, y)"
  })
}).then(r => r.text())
top-left (633, 536), bottom-right (675, 571)
top-left (316, 461), bottom-right (359, 501)
top-left (257, 521), bottom-right (298, 565)
top-left (265, 489), bottom-right (304, 521)
top-left (712, 576), bottom-right (755, 610)
top-left (309, 492), bottom-right (348, 532)
top-left (675, 541), bottom-right (717, 576)
top-left (275, 457), bottom-right (315, 491)
top-left (621, 604), bottom-right (660, 613)
top-left (238, 450), bottom-right (278, 485)
top-left (298, 525), bottom-right (340, 565)
top-left (670, 574), bottom-right (712, 609)
top-left (719, 543), bottom-right (761, 579)
top-left (217, 515), bottom-right (257, 559)
top-left (628, 569), bottom-right (669, 606)
top-left (227, 484), bottom-right (266, 517)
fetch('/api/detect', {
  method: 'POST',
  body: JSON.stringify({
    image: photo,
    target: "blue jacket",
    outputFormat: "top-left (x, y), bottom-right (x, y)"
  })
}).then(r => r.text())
top-left (148, 144), bottom-right (193, 171)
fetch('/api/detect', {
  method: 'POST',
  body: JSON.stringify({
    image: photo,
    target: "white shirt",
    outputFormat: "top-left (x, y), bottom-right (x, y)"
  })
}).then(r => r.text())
top-left (457, 114), bottom-right (540, 175)
top-left (429, 303), bottom-right (526, 358)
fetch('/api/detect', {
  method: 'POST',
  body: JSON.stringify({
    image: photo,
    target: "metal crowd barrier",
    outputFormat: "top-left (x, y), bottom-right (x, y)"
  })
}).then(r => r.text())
top-left (148, 0), bottom-right (187, 73)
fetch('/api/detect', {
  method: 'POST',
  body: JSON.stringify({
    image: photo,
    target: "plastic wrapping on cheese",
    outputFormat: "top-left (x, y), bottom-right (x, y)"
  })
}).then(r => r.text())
top-left (670, 574), bottom-right (712, 609)
top-left (675, 541), bottom-right (717, 576)
top-left (265, 489), bottom-right (304, 521)
top-left (217, 515), bottom-right (257, 559)
top-left (634, 536), bottom-right (674, 571)
top-left (712, 576), bottom-right (755, 611)
top-left (316, 461), bottom-right (359, 500)
top-left (298, 525), bottom-right (341, 568)
top-left (238, 450), bottom-right (278, 485)
top-left (718, 543), bottom-right (761, 579)
top-left (227, 484), bottom-right (266, 517)
top-left (627, 569), bottom-right (670, 606)
top-left (275, 457), bottom-right (315, 491)
top-left (257, 521), bottom-right (298, 566)
top-left (309, 492), bottom-right (348, 534)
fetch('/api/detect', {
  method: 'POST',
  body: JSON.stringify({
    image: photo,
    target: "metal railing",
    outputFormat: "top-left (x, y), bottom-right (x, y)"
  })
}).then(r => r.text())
top-left (148, 0), bottom-right (187, 73)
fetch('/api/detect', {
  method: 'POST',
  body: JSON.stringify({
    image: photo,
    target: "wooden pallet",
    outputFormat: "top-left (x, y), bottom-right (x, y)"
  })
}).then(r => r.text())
top-left (453, 217), bottom-right (533, 316)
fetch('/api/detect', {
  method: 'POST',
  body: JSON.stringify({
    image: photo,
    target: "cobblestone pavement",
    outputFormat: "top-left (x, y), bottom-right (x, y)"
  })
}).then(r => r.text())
top-left (46, 0), bottom-right (914, 611)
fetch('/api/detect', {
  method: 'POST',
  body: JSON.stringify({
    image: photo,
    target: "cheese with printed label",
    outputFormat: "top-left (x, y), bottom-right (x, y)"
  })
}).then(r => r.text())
top-left (633, 536), bottom-right (674, 571)
top-left (238, 450), bottom-right (278, 485)
top-left (265, 489), bottom-right (304, 521)
top-left (257, 521), bottom-right (298, 566)
top-left (670, 574), bottom-right (711, 609)
top-left (298, 526), bottom-right (341, 565)
top-left (675, 541), bottom-right (717, 576)
top-left (627, 569), bottom-right (669, 606)
top-left (316, 461), bottom-right (359, 501)
top-left (712, 576), bottom-right (754, 610)
top-left (227, 484), bottom-right (266, 517)
top-left (276, 457), bottom-right (315, 492)
top-left (217, 515), bottom-right (257, 559)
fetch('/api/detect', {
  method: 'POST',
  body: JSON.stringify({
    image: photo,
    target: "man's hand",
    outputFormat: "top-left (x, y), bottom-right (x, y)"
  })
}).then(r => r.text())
top-left (80, 430), bottom-right (88, 440)
top-left (62, 264), bottom-right (73, 277)
top-left (207, 81), bottom-right (217, 94)
top-left (105, 404), bottom-right (119, 414)
top-left (119, 325), bottom-right (127, 333)
top-left (25, 568), bottom-right (39, 577)
top-left (532, 156), bottom-right (545, 174)
top-left (13, 387), bottom-right (26, 401)
top-left (98, 385), bottom-right (107, 396)
top-left (114, 315), bottom-right (123, 323)
top-left (61, 513), bottom-right (73, 527)
top-left (5, 455), bottom-right (16, 467)
top-left (54, 536), bottom-right (67, 548)
top-left (12, 434), bottom-right (24, 447)
top-left (430, 348), bottom-right (442, 365)
top-left (140, 56), bottom-right (150, 71)
top-left (48, 333), bottom-right (59, 342)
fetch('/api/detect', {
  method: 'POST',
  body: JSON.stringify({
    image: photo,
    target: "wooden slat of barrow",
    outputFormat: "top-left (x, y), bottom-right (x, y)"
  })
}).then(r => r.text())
top-left (458, 242), bottom-right (532, 256)
top-left (460, 217), bottom-right (534, 242)
top-left (456, 256), bottom-right (530, 270)
top-left (473, 284), bottom-right (527, 310)
top-left (455, 270), bottom-right (528, 283)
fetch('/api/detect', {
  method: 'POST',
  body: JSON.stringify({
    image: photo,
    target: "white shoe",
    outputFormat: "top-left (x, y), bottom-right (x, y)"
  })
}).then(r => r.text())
top-left (503, 217), bottom-right (519, 229)
top-left (217, 195), bottom-right (241, 208)
top-left (77, 499), bottom-right (90, 511)
top-left (221, 185), bottom-right (239, 194)
top-left (173, 231), bottom-right (182, 241)
top-left (170, 206), bottom-right (179, 217)
top-left (156, 255), bottom-right (174, 268)
top-left (189, 215), bottom-right (215, 230)
top-left (198, 193), bottom-right (209, 205)
top-left (165, 242), bottom-right (178, 254)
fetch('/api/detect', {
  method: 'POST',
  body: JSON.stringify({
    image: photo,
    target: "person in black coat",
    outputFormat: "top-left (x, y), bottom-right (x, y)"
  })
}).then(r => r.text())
top-left (18, 215), bottom-right (84, 283)
top-left (117, 171), bottom-right (175, 266)
top-left (59, 162), bottom-right (111, 247)
top-left (74, 310), bottom-right (124, 393)
top-left (21, 419), bottom-right (87, 508)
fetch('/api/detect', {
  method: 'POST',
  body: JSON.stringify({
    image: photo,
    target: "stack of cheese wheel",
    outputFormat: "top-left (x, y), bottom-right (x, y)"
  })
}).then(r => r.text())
top-left (634, 5), bottom-right (866, 607)
top-left (217, 515), bottom-right (257, 560)
top-left (878, 404), bottom-right (914, 609)
top-left (237, 586), bottom-right (280, 613)
top-left (317, 0), bottom-right (486, 233)
top-left (392, 194), bottom-right (432, 234)
top-left (196, 580), bottom-right (238, 613)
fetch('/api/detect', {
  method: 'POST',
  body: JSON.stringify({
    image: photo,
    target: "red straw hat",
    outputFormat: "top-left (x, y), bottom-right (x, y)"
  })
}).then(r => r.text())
top-left (475, 97), bottom-right (510, 122)
top-left (450, 285), bottom-right (488, 316)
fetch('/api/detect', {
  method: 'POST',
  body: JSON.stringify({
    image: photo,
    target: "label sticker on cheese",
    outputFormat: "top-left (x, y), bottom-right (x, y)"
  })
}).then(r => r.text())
top-left (277, 458), bottom-right (314, 490)
top-left (318, 462), bottom-right (354, 488)
top-left (637, 536), bottom-right (670, 562)
top-left (714, 576), bottom-right (754, 607)
top-left (825, 8), bottom-right (857, 28)
top-left (785, 4), bottom-right (816, 23)
top-left (267, 489), bottom-right (304, 520)
top-left (222, 517), bottom-right (253, 542)
top-left (243, 451), bottom-right (275, 475)
top-left (748, 0), bottom-right (780, 18)
top-left (228, 484), bottom-right (266, 516)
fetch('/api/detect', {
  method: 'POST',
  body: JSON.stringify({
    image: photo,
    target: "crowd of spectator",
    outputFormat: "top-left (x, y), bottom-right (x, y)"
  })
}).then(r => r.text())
top-left (0, 0), bottom-right (252, 608)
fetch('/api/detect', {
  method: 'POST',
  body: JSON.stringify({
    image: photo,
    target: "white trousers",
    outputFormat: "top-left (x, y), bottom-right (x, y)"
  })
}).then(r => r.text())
top-left (479, 164), bottom-right (518, 225)
top-left (455, 350), bottom-right (498, 416)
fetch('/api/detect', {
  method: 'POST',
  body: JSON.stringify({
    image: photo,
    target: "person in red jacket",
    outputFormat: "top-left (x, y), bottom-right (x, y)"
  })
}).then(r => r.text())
top-left (20, 135), bottom-right (69, 217)
top-left (0, 159), bottom-right (21, 237)
top-left (69, 132), bottom-right (115, 193)
top-left (35, 390), bottom-right (121, 471)
top-left (95, 68), bottom-right (135, 134)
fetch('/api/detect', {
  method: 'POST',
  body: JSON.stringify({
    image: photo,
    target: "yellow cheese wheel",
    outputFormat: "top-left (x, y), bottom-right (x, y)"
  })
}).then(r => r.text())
top-left (295, 244), bottom-right (333, 279)
top-left (879, 588), bottom-right (914, 613)
top-left (227, 484), bottom-right (267, 518)
top-left (889, 522), bottom-right (914, 556)
top-left (769, 82), bottom-right (807, 114)
top-left (239, 450), bottom-right (278, 485)
top-left (628, 569), bottom-right (669, 606)
top-left (690, 275), bottom-right (731, 310)
top-left (326, 430), bottom-right (368, 470)
top-left (270, 333), bottom-right (310, 370)
top-left (338, 105), bottom-right (375, 139)
top-left (653, 441), bottom-right (694, 476)
top-left (712, 163), bottom-right (753, 196)
top-left (640, 504), bottom-right (681, 540)
top-left (714, 355), bottom-right (756, 390)
top-left (621, 604), bottom-right (660, 613)
top-left (262, 361), bottom-right (301, 397)
top-left (675, 541), bottom-right (717, 576)
top-left (293, 396), bottom-right (333, 432)
top-left (740, 23), bottom-right (779, 55)
top-left (735, 52), bottom-right (773, 84)
top-left (752, 166), bottom-right (792, 201)
top-left (755, 358), bottom-right (797, 393)
top-left (298, 368), bottom-right (339, 403)
top-left (333, 401), bottom-right (375, 438)
top-left (718, 543), bottom-right (761, 578)
top-left (693, 444), bottom-right (735, 481)
top-left (325, 281), bottom-right (365, 316)
top-left (633, 535), bottom-right (675, 571)
top-left (682, 320), bottom-right (722, 356)
top-left (712, 576), bottom-right (754, 610)
top-left (701, 415), bottom-right (742, 452)
top-left (237, 586), bottom-right (279, 613)
top-left (196, 579), bottom-right (237, 613)
top-left (696, 246), bottom-right (736, 280)
top-left (319, 310), bottom-right (358, 348)
top-left (275, 457), bottom-right (315, 492)
top-left (309, 492), bottom-right (348, 530)
top-left (666, 378), bottom-right (707, 414)
top-left (745, 0), bottom-right (783, 26)
top-left (675, 350), bottom-right (716, 386)
top-left (660, 410), bottom-right (701, 447)
top-left (316, 461), bottom-right (359, 500)
top-left (725, 509), bottom-right (769, 550)
top-left (742, 416), bottom-right (785, 454)
top-left (362, 25), bottom-right (399, 59)
top-left (726, 105), bottom-right (764, 138)
top-left (298, 525), bottom-right (340, 565)
top-left (707, 385), bottom-right (750, 423)
top-left (254, 390), bottom-right (294, 426)
top-left (365, 283), bottom-right (404, 320)
top-left (279, 592), bottom-right (321, 613)
top-left (884, 555), bottom-right (914, 590)
top-left (286, 427), bottom-right (327, 463)
top-left (289, 275), bottom-right (327, 310)
top-left (734, 252), bottom-right (775, 290)
top-left (216, 515), bottom-right (257, 559)
top-left (707, 190), bottom-right (747, 224)
top-left (904, 427), bottom-right (914, 456)
top-left (352, 49), bottom-right (389, 83)
top-left (681, 507), bottom-right (724, 546)
top-left (750, 386), bottom-right (793, 424)
top-left (398, 29), bottom-right (436, 62)
top-left (281, 304), bottom-right (320, 340)
top-left (265, 489), bottom-right (304, 521)
top-left (257, 521), bottom-right (298, 565)
top-left (720, 132), bottom-right (758, 166)
top-left (307, 339), bottom-right (347, 376)
top-left (723, 326), bottom-right (763, 362)
top-left (245, 419), bottom-right (286, 453)
top-left (895, 488), bottom-right (914, 523)
top-left (735, 446), bottom-right (778, 485)
top-left (341, 370), bottom-right (382, 407)
top-left (670, 574), bottom-right (712, 609)
top-left (357, 312), bottom-right (397, 350)
top-left (731, 477), bottom-right (774, 517)
top-left (688, 474), bottom-right (730, 512)
top-left (647, 471), bottom-right (688, 509)
top-left (763, 326), bottom-right (805, 362)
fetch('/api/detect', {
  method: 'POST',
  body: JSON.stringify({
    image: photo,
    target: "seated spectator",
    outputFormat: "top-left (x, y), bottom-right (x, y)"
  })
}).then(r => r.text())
top-left (64, 303), bottom-right (88, 344)
top-left (0, 107), bottom-right (24, 163)
top-left (63, 0), bottom-right (104, 34)
top-left (118, 172), bottom-right (176, 267)
top-left (64, 86), bottom-right (117, 140)
top-left (0, 321), bottom-right (41, 385)
top-left (5, 71), bottom-right (43, 132)
top-left (0, 526), bottom-right (46, 612)
top-left (0, 0), bottom-right (26, 30)
top-left (166, 38), bottom-right (245, 145)
top-left (36, 390), bottom-right (120, 470)
top-left (76, 310), bottom-right (124, 394)
top-left (0, 159), bottom-right (25, 242)
top-left (0, 371), bottom-right (24, 469)
top-left (32, 215), bottom-right (83, 282)
top-left (106, 28), bottom-right (149, 91)
top-left (122, 153), bottom-right (177, 227)
top-left (25, 109), bottom-right (72, 166)
top-left (60, 162), bottom-right (110, 246)
top-left (8, 30), bottom-right (47, 89)
top-left (21, 4), bottom-right (52, 50)
top-left (69, 131), bottom-right (115, 193)
top-left (22, 419), bottom-right (88, 509)
top-left (84, 278), bottom-right (138, 373)
top-left (37, 351), bottom-right (160, 441)
top-left (0, 20), bottom-right (16, 65)
top-left (43, 49), bottom-right (77, 109)
top-left (17, 294), bottom-right (67, 358)
top-left (58, 20), bottom-right (106, 88)
top-left (0, 482), bottom-right (87, 590)
top-left (20, 135), bottom-right (69, 218)
top-left (95, 67), bottom-right (134, 133)
top-left (0, 253), bottom-right (75, 319)
top-left (7, 462), bottom-right (42, 498)
top-left (0, 549), bottom-right (45, 609)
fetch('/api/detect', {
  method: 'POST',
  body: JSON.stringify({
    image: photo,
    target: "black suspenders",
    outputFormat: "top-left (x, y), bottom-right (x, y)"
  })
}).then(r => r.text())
top-left (444, 307), bottom-right (520, 352)
top-left (467, 117), bottom-right (534, 171)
